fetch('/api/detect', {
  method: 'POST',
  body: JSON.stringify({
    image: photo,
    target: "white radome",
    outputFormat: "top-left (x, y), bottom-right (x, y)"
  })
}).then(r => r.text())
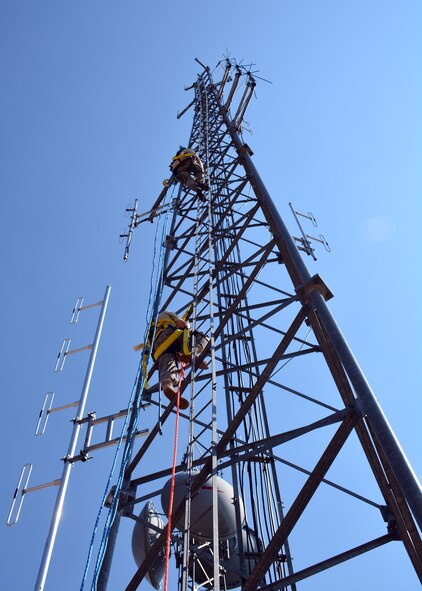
top-left (131, 501), bottom-right (166, 590)
top-left (161, 472), bottom-right (245, 541)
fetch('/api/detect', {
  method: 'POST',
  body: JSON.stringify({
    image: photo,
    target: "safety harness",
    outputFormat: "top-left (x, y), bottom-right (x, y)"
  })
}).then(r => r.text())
top-left (133, 307), bottom-right (194, 389)
top-left (150, 305), bottom-right (194, 361)
top-left (152, 324), bottom-right (191, 361)
top-left (170, 149), bottom-right (196, 171)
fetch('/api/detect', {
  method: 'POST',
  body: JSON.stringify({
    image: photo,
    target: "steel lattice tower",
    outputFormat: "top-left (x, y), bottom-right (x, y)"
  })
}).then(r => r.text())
top-left (101, 59), bottom-right (422, 591)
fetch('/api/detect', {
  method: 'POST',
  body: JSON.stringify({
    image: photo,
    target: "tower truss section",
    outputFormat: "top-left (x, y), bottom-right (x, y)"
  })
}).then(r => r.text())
top-left (107, 60), bottom-right (422, 591)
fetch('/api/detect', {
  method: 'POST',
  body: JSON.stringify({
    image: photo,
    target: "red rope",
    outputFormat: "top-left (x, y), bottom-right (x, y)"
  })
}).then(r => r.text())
top-left (163, 362), bottom-right (185, 591)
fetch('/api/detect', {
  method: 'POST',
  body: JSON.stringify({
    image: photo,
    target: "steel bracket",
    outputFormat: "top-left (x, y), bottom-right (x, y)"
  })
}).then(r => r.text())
top-left (236, 142), bottom-right (254, 156)
top-left (295, 274), bottom-right (333, 304)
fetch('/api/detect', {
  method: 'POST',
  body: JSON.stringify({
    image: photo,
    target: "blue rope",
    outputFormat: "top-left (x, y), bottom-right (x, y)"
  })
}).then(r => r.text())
top-left (80, 189), bottom-right (173, 590)
top-left (90, 207), bottom-right (170, 586)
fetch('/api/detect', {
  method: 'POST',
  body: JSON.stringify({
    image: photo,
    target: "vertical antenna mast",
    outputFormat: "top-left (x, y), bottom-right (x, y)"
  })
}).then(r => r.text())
top-left (34, 285), bottom-right (111, 591)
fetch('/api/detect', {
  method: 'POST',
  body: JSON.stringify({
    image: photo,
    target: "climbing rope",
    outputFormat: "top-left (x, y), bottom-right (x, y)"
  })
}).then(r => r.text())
top-left (163, 362), bottom-right (185, 591)
top-left (80, 187), bottom-right (174, 590)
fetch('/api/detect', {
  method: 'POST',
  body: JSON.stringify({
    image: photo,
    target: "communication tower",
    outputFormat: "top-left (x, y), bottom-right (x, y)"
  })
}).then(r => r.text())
top-left (15, 58), bottom-right (421, 591)
top-left (109, 58), bottom-right (422, 591)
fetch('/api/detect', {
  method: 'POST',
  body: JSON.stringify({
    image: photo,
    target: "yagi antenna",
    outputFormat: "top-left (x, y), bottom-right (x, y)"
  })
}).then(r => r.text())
top-left (120, 197), bottom-right (176, 261)
top-left (120, 199), bottom-right (139, 261)
top-left (6, 286), bottom-right (112, 591)
top-left (289, 202), bottom-right (331, 260)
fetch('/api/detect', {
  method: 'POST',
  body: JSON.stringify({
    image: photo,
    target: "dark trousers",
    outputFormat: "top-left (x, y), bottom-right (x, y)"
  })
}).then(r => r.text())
top-left (153, 328), bottom-right (210, 388)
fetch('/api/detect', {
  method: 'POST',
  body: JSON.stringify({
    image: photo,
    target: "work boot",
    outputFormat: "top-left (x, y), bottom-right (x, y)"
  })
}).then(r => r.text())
top-left (177, 397), bottom-right (190, 410)
top-left (196, 190), bottom-right (206, 202)
top-left (162, 379), bottom-right (177, 401)
top-left (161, 379), bottom-right (189, 410)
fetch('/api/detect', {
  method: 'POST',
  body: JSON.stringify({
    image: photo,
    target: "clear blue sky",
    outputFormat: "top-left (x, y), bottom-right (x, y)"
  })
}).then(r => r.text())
top-left (1, 2), bottom-right (421, 590)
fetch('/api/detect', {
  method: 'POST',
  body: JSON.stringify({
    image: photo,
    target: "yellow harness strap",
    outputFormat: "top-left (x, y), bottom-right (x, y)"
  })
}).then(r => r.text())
top-left (142, 353), bottom-right (149, 389)
top-left (182, 329), bottom-right (191, 356)
top-left (153, 327), bottom-right (192, 361)
top-left (171, 153), bottom-right (194, 163)
top-left (153, 328), bottom-right (183, 360)
top-left (134, 319), bottom-right (176, 353)
top-left (134, 310), bottom-right (194, 387)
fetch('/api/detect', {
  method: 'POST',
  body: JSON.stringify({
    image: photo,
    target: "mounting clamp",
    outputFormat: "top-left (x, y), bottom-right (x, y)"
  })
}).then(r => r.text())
top-left (295, 274), bottom-right (333, 305)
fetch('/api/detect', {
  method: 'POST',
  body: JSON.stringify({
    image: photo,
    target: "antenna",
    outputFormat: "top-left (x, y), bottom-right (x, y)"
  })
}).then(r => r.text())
top-left (120, 197), bottom-right (176, 261)
top-left (33, 285), bottom-right (111, 591)
top-left (9, 59), bottom-right (422, 591)
top-left (289, 201), bottom-right (331, 260)
top-left (120, 199), bottom-right (139, 261)
top-left (6, 286), bottom-right (111, 591)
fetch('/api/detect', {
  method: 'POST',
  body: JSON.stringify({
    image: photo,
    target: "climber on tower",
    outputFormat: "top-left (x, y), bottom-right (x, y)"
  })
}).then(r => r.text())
top-left (151, 310), bottom-right (210, 410)
top-left (170, 147), bottom-right (209, 201)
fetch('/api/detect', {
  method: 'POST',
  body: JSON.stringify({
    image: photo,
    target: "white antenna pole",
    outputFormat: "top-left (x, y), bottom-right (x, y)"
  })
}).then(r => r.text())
top-left (34, 285), bottom-right (111, 591)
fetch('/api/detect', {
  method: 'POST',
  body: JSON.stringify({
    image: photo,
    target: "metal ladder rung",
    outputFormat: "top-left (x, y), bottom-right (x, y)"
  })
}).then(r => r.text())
top-left (74, 428), bottom-right (149, 462)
